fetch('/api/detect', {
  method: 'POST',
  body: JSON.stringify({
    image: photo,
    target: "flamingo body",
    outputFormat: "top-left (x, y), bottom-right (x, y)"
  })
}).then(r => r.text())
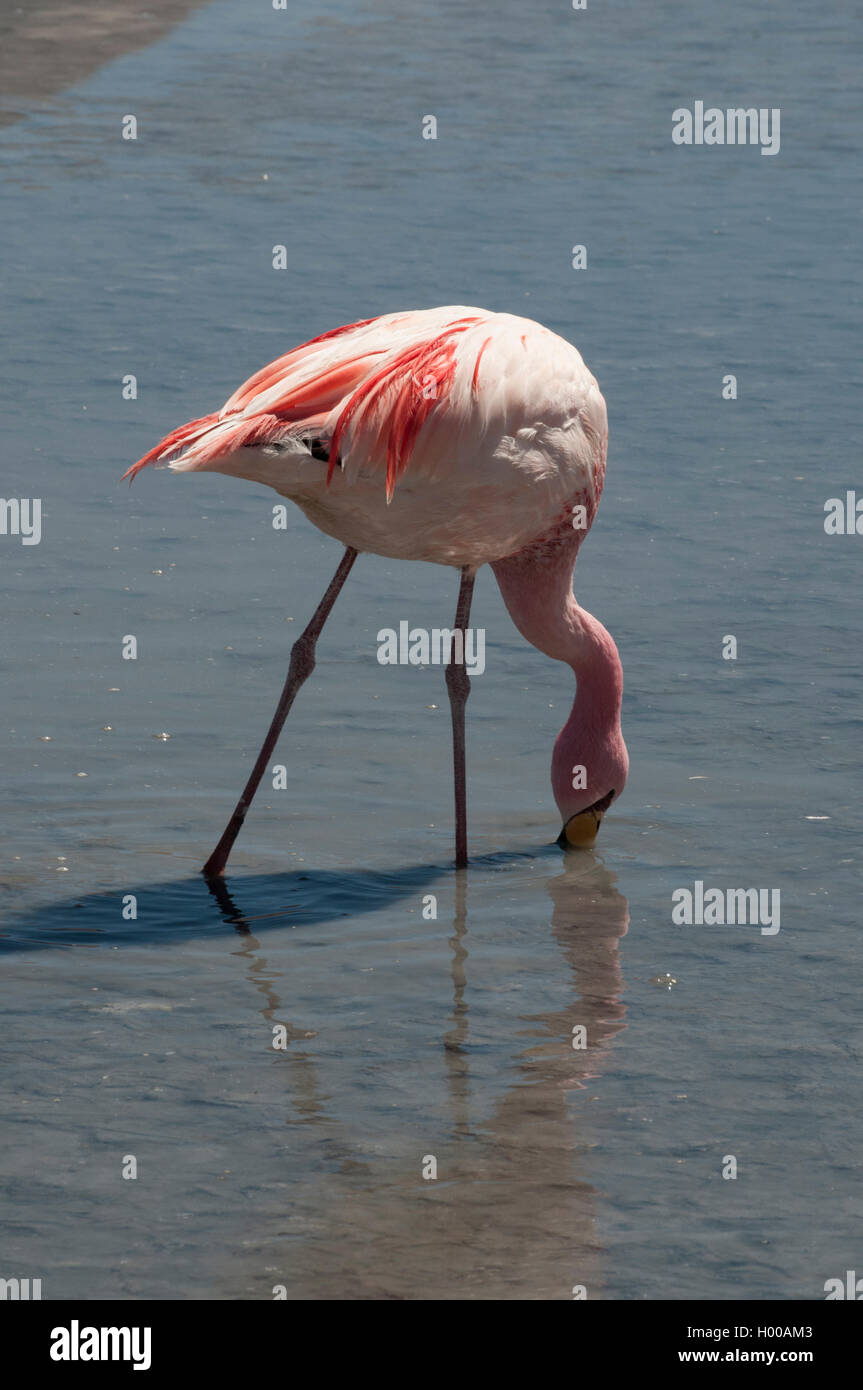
top-left (127, 306), bottom-right (607, 568)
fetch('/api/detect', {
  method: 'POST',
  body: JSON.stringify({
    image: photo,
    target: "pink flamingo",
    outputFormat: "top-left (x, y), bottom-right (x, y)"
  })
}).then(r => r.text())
top-left (126, 306), bottom-right (628, 875)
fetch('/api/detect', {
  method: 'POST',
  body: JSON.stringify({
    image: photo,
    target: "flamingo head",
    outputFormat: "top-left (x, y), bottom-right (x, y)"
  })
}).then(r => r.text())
top-left (551, 705), bottom-right (628, 850)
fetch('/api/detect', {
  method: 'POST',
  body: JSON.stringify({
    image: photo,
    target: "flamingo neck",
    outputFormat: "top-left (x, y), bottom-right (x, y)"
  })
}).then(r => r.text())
top-left (492, 544), bottom-right (625, 809)
top-left (493, 546), bottom-right (621, 693)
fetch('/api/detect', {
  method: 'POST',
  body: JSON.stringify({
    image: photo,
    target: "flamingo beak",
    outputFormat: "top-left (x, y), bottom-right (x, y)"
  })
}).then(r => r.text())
top-left (557, 807), bottom-right (604, 848)
top-left (557, 790), bottom-right (616, 849)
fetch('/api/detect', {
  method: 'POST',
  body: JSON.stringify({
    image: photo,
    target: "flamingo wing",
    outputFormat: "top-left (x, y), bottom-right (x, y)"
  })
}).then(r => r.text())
top-left (124, 307), bottom-right (491, 500)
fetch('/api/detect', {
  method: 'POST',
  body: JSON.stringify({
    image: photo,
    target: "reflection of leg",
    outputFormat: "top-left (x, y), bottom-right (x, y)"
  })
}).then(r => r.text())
top-left (203, 873), bottom-right (249, 932)
top-left (443, 868), bottom-right (471, 1132)
top-left (202, 546), bottom-right (359, 877)
top-left (446, 568), bottom-right (475, 869)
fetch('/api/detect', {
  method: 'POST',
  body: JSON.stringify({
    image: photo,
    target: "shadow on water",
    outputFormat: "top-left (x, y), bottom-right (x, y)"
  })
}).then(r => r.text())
top-left (3, 842), bottom-right (632, 1297)
top-left (0, 845), bottom-right (565, 954)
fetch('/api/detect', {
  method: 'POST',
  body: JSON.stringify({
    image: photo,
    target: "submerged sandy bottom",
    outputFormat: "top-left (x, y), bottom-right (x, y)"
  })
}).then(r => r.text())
top-left (0, 0), bottom-right (208, 123)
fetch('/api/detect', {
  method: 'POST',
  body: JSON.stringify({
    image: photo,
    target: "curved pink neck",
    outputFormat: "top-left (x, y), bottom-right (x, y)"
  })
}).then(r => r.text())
top-left (492, 543), bottom-right (625, 810)
top-left (493, 546), bottom-right (622, 692)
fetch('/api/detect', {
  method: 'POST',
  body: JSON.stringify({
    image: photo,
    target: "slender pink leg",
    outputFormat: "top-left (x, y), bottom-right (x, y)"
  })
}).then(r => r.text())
top-left (203, 546), bottom-right (358, 877)
top-left (446, 567), bottom-right (475, 869)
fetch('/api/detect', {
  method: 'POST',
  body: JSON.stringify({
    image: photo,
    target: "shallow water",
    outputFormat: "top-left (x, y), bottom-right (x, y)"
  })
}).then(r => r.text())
top-left (1, 0), bottom-right (861, 1299)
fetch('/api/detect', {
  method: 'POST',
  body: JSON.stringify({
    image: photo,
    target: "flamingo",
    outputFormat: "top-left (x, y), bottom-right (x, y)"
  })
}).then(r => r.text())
top-left (125, 306), bottom-right (628, 875)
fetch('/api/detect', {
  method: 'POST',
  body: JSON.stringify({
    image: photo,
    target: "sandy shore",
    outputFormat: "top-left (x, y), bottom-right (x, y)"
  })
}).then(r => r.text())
top-left (0, 0), bottom-right (208, 121)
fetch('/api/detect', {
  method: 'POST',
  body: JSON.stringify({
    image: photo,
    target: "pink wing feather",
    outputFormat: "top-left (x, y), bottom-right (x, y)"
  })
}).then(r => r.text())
top-left (124, 310), bottom-right (486, 500)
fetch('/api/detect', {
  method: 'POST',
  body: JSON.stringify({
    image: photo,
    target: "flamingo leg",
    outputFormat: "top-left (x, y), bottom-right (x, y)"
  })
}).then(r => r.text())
top-left (202, 546), bottom-right (359, 877)
top-left (446, 567), bottom-right (475, 869)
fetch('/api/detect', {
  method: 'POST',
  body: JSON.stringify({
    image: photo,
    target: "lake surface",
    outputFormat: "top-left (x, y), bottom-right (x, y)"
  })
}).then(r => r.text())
top-left (1, 0), bottom-right (860, 1299)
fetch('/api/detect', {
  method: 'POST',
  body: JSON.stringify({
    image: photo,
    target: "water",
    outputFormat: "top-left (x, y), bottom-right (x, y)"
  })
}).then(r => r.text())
top-left (1, 0), bottom-right (861, 1299)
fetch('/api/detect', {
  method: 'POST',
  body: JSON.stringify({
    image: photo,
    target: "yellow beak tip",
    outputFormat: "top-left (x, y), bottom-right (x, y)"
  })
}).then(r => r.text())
top-left (561, 811), bottom-right (602, 848)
